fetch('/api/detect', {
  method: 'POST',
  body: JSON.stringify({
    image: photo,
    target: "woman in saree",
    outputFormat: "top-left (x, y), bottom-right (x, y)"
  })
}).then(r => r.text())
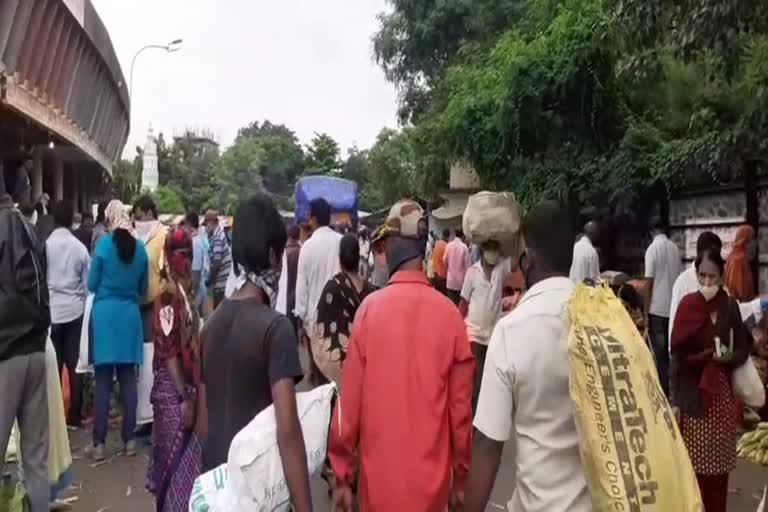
top-left (670, 247), bottom-right (751, 512)
top-left (146, 227), bottom-right (202, 511)
top-left (314, 233), bottom-right (377, 386)
top-left (724, 225), bottom-right (756, 302)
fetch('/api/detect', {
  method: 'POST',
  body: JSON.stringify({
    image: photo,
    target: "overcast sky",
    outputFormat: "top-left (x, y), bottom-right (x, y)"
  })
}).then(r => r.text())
top-left (91, 0), bottom-right (399, 157)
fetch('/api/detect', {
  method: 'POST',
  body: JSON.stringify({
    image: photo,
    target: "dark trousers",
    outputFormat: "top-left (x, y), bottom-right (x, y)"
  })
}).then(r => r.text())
top-left (51, 316), bottom-right (84, 426)
top-left (213, 288), bottom-right (226, 310)
top-left (447, 289), bottom-right (461, 306)
top-left (649, 315), bottom-right (670, 397)
top-left (471, 343), bottom-right (488, 415)
top-left (433, 277), bottom-right (447, 295)
top-left (93, 364), bottom-right (137, 446)
top-left (696, 473), bottom-right (728, 512)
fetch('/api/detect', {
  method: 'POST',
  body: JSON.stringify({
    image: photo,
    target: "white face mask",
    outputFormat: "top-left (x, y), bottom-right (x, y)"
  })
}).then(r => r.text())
top-left (483, 250), bottom-right (500, 266)
top-left (699, 284), bottom-right (719, 302)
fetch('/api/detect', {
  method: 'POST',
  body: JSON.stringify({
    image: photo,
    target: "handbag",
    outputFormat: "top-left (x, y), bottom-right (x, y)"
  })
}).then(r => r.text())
top-left (732, 356), bottom-right (766, 408)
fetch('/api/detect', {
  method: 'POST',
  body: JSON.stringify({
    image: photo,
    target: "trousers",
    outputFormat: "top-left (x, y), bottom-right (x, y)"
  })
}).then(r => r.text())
top-left (0, 353), bottom-right (49, 512)
top-left (93, 364), bottom-right (137, 446)
top-left (51, 316), bottom-right (84, 426)
top-left (649, 315), bottom-right (671, 397)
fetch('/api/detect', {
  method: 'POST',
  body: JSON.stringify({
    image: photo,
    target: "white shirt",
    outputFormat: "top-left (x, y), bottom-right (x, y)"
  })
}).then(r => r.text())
top-left (474, 277), bottom-right (591, 512)
top-left (668, 264), bottom-right (763, 344)
top-left (569, 236), bottom-right (599, 283)
top-left (644, 234), bottom-right (683, 317)
top-left (460, 259), bottom-right (511, 345)
top-left (295, 226), bottom-right (341, 325)
top-left (46, 227), bottom-right (90, 324)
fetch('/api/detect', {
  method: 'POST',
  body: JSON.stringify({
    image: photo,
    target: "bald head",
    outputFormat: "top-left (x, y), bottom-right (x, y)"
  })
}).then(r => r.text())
top-left (584, 221), bottom-right (600, 244)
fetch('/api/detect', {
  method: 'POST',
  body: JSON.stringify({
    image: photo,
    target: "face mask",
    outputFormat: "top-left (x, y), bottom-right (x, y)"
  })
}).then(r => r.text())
top-left (699, 284), bottom-right (719, 301)
top-left (483, 250), bottom-right (500, 266)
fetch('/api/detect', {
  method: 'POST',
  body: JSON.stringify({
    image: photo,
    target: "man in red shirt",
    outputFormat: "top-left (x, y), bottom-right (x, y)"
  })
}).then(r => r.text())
top-left (329, 200), bottom-right (474, 512)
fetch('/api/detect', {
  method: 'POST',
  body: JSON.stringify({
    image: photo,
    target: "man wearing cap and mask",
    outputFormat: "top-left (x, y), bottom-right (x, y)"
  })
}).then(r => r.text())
top-left (329, 200), bottom-right (474, 512)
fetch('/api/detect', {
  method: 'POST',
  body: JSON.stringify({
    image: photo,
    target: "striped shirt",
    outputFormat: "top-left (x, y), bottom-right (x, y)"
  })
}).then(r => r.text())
top-left (209, 227), bottom-right (232, 291)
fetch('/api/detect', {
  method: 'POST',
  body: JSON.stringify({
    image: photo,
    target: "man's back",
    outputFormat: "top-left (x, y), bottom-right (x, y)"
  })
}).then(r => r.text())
top-left (0, 198), bottom-right (50, 361)
top-left (569, 236), bottom-right (599, 283)
top-left (295, 226), bottom-right (341, 325)
top-left (444, 238), bottom-right (469, 291)
top-left (645, 234), bottom-right (682, 318)
top-left (433, 239), bottom-right (448, 278)
top-left (474, 277), bottom-right (590, 512)
top-left (46, 228), bottom-right (89, 324)
top-left (329, 270), bottom-right (474, 511)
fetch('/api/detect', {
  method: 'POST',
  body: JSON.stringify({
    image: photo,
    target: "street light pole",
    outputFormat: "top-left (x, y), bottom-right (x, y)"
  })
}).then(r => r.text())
top-left (128, 39), bottom-right (183, 100)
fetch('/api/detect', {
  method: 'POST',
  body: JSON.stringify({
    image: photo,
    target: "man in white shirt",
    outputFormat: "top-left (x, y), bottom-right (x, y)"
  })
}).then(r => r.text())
top-left (295, 198), bottom-right (341, 384)
top-left (47, 201), bottom-right (90, 428)
top-left (644, 221), bottom-right (683, 396)
top-left (569, 221), bottom-right (600, 283)
top-left (458, 240), bottom-right (511, 413)
top-left (465, 201), bottom-right (591, 512)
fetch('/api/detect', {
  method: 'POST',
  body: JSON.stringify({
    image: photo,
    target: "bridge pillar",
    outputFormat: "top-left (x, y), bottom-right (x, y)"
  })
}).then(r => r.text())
top-left (53, 157), bottom-right (63, 202)
top-left (31, 149), bottom-right (43, 202)
top-left (71, 169), bottom-right (80, 213)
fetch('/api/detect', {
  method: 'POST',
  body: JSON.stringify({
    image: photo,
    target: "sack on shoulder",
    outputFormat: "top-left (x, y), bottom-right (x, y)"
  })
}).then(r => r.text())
top-left (568, 285), bottom-right (703, 512)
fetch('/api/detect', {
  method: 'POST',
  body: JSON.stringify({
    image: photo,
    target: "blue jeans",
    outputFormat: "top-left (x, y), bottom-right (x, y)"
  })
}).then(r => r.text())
top-left (93, 364), bottom-right (137, 446)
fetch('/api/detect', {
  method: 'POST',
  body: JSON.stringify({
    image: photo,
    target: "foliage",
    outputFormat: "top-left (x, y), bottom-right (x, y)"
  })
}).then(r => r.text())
top-left (153, 185), bottom-right (185, 214)
top-left (375, 0), bottom-right (768, 211)
top-left (212, 138), bottom-right (267, 214)
top-left (366, 128), bottom-right (420, 208)
top-left (112, 158), bottom-right (142, 203)
top-left (305, 132), bottom-right (342, 174)
top-left (158, 131), bottom-right (219, 212)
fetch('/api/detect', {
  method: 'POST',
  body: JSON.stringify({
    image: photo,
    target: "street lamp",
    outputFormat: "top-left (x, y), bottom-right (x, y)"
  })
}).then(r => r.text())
top-left (129, 38), bottom-right (183, 100)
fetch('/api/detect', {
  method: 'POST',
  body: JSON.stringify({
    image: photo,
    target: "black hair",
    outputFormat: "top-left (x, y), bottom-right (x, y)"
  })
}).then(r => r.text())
top-left (134, 195), bottom-right (158, 219)
top-left (97, 201), bottom-right (109, 223)
top-left (651, 217), bottom-right (667, 232)
top-left (288, 223), bottom-right (300, 240)
top-left (185, 211), bottom-right (200, 230)
top-left (310, 198), bottom-right (331, 227)
top-left (615, 283), bottom-right (643, 311)
top-left (113, 228), bottom-right (137, 264)
top-left (522, 200), bottom-right (574, 273)
top-left (696, 231), bottom-right (722, 256)
top-left (695, 247), bottom-right (725, 275)
top-left (442, 228), bottom-right (450, 239)
top-left (339, 233), bottom-right (360, 272)
top-left (455, 229), bottom-right (464, 239)
top-left (232, 194), bottom-right (287, 275)
top-left (19, 202), bottom-right (35, 217)
top-left (51, 201), bottom-right (73, 228)
top-left (81, 211), bottom-right (94, 221)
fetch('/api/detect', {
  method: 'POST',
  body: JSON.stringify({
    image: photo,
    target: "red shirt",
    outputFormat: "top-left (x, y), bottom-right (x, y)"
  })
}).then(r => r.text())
top-left (433, 240), bottom-right (448, 279)
top-left (329, 271), bottom-right (474, 511)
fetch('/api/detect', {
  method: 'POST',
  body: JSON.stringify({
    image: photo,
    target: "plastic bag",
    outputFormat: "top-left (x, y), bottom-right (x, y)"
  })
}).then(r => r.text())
top-left (568, 285), bottom-right (703, 512)
top-left (295, 176), bottom-right (358, 225)
top-left (75, 294), bottom-right (94, 374)
top-left (733, 357), bottom-right (766, 408)
top-left (462, 191), bottom-right (523, 259)
top-left (0, 479), bottom-right (28, 512)
top-left (190, 384), bottom-right (337, 512)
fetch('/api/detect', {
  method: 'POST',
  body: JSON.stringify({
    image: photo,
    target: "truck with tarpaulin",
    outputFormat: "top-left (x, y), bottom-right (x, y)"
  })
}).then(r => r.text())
top-left (294, 176), bottom-right (358, 240)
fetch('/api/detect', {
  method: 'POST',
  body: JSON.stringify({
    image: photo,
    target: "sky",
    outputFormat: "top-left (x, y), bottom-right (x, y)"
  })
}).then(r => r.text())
top-left (90, 0), bottom-right (399, 158)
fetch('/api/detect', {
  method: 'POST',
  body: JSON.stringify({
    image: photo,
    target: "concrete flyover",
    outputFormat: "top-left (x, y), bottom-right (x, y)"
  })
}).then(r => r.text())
top-left (0, 0), bottom-right (129, 212)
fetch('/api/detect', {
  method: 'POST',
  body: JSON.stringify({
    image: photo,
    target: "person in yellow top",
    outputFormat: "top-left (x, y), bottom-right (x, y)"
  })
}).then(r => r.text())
top-left (132, 195), bottom-right (170, 437)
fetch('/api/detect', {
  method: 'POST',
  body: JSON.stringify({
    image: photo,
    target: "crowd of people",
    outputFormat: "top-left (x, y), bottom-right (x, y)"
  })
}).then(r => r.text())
top-left (1, 182), bottom-right (768, 512)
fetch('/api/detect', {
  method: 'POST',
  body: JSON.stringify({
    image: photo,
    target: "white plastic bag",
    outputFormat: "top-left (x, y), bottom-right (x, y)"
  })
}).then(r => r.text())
top-left (136, 343), bottom-right (155, 426)
top-left (189, 464), bottom-right (236, 512)
top-left (733, 357), bottom-right (766, 408)
top-left (75, 294), bottom-right (94, 374)
top-left (227, 383), bottom-right (336, 511)
top-left (462, 191), bottom-right (523, 259)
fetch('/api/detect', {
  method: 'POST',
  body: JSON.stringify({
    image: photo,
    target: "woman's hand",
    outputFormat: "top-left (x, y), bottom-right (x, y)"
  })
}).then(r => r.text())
top-left (333, 484), bottom-right (353, 512)
top-left (180, 398), bottom-right (195, 431)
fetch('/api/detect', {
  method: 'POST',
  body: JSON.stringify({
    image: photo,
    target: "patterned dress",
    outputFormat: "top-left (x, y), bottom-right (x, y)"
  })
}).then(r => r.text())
top-left (146, 288), bottom-right (202, 512)
top-left (679, 370), bottom-right (740, 474)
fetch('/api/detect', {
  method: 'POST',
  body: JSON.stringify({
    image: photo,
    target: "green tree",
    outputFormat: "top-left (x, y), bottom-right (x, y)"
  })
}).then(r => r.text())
top-left (366, 128), bottom-right (418, 208)
top-left (153, 185), bottom-right (185, 214)
top-left (213, 138), bottom-right (266, 214)
top-left (112, 157), bottom-right (142, 203)
top-left (157, 131), bottom-right (219, 212)
top-left (305, 132), bottom-right (341, 174)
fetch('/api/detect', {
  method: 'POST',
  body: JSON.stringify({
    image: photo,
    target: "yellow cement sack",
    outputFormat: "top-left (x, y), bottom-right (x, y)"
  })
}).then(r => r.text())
top-left (567, 285), bottom-right (703, 512)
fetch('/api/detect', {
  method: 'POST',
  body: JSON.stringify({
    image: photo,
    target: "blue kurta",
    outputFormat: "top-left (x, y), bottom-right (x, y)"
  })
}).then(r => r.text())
top-left (88, 234), bottom-right (148, 366)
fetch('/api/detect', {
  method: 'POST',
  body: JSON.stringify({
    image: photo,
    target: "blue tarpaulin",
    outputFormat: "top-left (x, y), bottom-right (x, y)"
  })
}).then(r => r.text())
top-left (294, 176), bottom-right (359, 224)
